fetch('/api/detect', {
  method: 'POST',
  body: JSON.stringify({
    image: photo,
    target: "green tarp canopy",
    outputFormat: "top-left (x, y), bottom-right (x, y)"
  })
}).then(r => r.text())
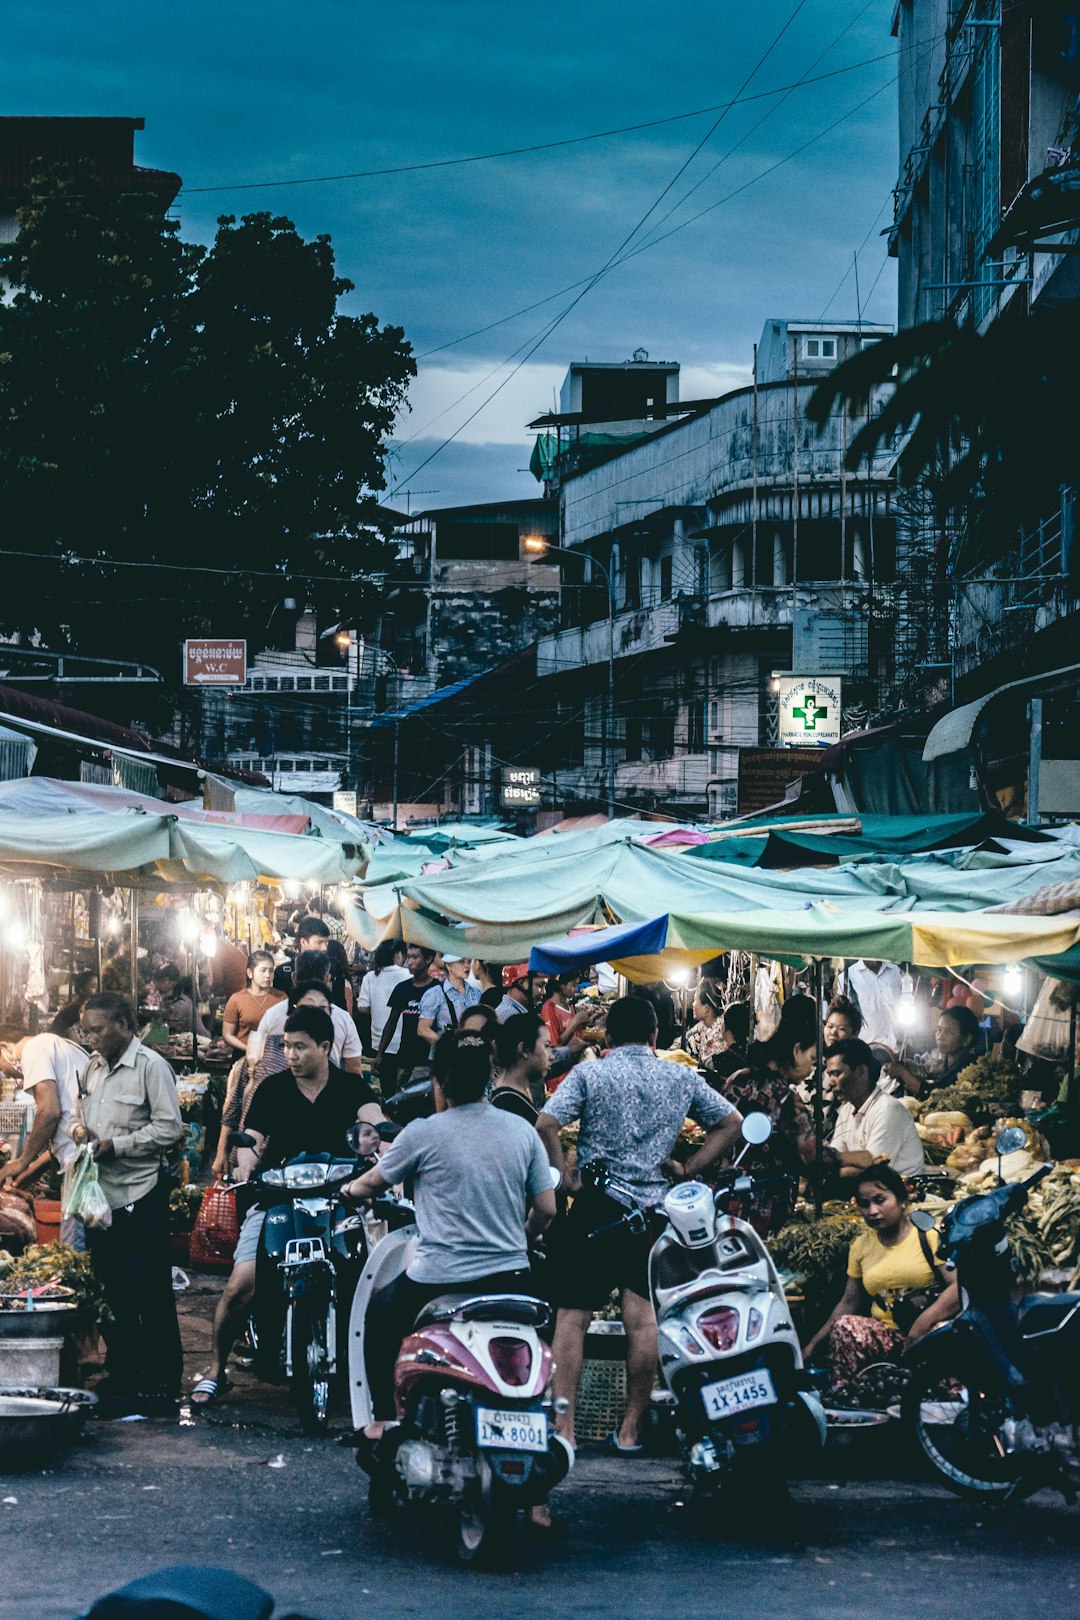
top-left (690, 811), bottom-right (1051, 869)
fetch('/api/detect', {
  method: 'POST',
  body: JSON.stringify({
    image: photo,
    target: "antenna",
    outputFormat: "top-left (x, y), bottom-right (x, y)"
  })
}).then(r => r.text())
top-left (854, 251), bottom-right (863, 334)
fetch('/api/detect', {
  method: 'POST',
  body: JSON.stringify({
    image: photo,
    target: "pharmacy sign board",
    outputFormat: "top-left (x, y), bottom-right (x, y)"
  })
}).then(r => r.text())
top-left (777, 676), bottom-right (842, 747)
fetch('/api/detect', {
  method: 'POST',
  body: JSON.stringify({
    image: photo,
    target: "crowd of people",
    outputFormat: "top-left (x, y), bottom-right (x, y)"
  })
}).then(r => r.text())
top-left (0, 917), bottom-right (1044, 1450)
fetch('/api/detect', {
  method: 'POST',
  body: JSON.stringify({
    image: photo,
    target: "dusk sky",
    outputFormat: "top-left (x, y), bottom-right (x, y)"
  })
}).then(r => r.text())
top-left (4, 1), bottom-right (902, 508)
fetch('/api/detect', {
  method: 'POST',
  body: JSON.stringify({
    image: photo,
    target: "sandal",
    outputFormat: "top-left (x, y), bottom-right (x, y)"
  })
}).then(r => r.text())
top-left (604, 1431), bottom-right (643, 1454)
top-left (190, 1375), bottom-right (231, 1408)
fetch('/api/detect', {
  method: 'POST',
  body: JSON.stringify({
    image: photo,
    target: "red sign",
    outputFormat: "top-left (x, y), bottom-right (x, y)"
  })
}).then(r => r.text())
top-left (183, 639), bottom-right (247, 686)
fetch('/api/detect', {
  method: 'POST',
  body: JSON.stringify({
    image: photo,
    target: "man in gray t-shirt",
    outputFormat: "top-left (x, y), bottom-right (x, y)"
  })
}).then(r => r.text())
top-left (344, 1035), bottom-right (556, 1430)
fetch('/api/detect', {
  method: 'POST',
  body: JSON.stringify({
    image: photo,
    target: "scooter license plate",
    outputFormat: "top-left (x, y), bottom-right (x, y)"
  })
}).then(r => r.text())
top-left (701, 1369), bottom-right (777, 1420)
top-left (475, 1407), bottom-right (549, 1453)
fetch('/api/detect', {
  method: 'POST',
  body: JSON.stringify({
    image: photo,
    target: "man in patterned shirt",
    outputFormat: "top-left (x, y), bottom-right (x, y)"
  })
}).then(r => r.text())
top-left (538, 997), bottom-right (743, 1452)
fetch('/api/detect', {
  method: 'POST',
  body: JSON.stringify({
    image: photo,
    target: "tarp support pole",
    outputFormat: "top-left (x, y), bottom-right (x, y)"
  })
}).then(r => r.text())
top-left (814, 958), bottom-right (824, 1219)
top-left (1069, 995), bottom-right (1078, 1129)
top-left (129, 889), bottom-right (139, 1008)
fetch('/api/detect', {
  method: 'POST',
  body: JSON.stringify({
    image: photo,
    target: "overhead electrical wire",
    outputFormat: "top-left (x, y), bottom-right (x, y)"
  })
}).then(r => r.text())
top-left (180, 45), bottom-right (906, 197)
top-left (392, 0), bottom-right (819, 494)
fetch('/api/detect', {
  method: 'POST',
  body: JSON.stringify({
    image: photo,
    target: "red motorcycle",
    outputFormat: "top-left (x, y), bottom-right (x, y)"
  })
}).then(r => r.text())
top-left (347, 1190), bottom-right (573, 1567)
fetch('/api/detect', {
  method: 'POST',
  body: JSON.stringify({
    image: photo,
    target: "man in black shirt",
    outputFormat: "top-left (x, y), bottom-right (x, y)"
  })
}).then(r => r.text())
top-left (191, 1007), bottom-right (382, 1406)
top-left (376, 945), bottom-right (437, 1085)
top-left (272, 915), bottom-right (332, 993)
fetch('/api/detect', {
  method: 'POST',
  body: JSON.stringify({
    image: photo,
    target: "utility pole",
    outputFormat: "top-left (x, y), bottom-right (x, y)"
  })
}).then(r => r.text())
top-left (524, 538), bottom-right (616, 819)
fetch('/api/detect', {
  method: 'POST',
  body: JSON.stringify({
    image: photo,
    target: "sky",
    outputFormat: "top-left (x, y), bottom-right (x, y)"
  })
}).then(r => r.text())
top-left (3, 0), bottom-right (902, 508)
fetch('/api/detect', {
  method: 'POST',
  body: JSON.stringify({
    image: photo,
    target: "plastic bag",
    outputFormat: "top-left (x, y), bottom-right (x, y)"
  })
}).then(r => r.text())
top-left (61, 1145), bottom-right (113, 1230)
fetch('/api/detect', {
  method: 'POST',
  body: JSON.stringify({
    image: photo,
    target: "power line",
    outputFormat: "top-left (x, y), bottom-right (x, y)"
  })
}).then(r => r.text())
top-left (181, 47), bottom-right (907, 198)
top-left (392, 0), bottom-right (829, 495)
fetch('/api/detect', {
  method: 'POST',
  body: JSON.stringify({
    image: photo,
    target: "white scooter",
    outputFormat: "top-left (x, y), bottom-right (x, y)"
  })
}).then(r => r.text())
top-left (590, 1116), bottom-right (825, 1493)
top-left (346, 1171), bottom-right (573, 1567)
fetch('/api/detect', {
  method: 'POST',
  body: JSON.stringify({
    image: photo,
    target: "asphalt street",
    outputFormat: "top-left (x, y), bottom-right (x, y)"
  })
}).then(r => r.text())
top-left (2, 1279), bottom-right (1078, 1620)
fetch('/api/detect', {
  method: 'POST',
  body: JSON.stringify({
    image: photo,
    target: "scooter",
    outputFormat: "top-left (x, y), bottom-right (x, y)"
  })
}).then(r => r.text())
top-left (346, 1173), bottom-right (574, 1567)
top-left (589, 1115), bottom-right (826, 1494)
top-left (231, 1125), bottom-right (377, 1435)
top-left (902, 1123), bottom-right (1080, 1502)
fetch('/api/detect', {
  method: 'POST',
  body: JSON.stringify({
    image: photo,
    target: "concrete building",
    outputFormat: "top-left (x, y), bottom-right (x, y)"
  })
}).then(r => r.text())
top-left (526, 330), bottom-right (898, 820)
top-left (0, 117), bottom-right (181, 249)
top-left (889, 0), bottom-right (1080, 814)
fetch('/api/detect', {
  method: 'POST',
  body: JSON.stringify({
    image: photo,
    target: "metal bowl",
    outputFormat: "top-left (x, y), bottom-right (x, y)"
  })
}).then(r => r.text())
top-left (0, 1386), bottom-right (97, 1465)
top-left (0, 1303), bottom-right (78, 1339)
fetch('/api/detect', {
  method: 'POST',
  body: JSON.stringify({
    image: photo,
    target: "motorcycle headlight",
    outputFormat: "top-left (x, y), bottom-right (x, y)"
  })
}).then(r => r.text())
top-left (281, 1163), bottom-right (328, 1190)
top-left (261, 1168), bottom-right (285, 1187)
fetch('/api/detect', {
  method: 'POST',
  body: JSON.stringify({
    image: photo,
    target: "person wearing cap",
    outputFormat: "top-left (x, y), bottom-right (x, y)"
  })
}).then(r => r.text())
top-left (416, 954), bottom-right (480, 1051)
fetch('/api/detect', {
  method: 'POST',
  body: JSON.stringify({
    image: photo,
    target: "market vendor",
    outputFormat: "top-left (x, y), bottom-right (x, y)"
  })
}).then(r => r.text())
top-left (882, 1004), bottom-right (981, 1099)
top-left (152, 963), bottom-right (209, 1039)
top-left (808, 1038), bottom-right (925, 1181)
top-left (0, 1026), bottom-right (88, 1221)
top-left (801, 1164), bottom-right (958, 1403)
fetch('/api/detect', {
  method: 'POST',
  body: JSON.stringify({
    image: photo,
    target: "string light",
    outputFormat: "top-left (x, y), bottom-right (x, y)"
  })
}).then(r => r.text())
top-left (1003, 964), bottom-right (1023, 998)
top-left (897, 967), bottom-right (916, 1028)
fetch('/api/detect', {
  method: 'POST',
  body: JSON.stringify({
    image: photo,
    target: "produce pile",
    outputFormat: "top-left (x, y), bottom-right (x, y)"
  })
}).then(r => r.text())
top-left (0, 1242), bottom-right (109, 1326)
top-left (169, 1185), bottom-right (204, 1234)
top-left (770, 1204), bottom-right (864, 1312)
top-left (914, 1052), bottom-right (1023, 1127)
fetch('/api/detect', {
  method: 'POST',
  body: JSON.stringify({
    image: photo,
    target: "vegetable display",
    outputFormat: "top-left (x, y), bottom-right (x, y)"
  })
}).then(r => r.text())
top-left (0, 1242), bottom-right (110, 1326)
top-left (914, 1053), bottom-right (1023, 1126)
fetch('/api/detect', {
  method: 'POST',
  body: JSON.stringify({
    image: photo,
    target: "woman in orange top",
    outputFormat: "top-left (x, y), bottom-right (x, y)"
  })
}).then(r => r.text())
top-left (221, 950), bottom-right (286, 1056)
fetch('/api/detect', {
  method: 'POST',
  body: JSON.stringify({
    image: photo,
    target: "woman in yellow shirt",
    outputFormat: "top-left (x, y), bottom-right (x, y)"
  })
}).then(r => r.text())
top-left (802, 1164), bottom-right (958, 1402)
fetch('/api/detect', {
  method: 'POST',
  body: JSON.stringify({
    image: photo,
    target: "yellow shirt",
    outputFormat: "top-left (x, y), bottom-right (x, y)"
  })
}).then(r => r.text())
top-left (847, 1223), bottom-right (940, 1326)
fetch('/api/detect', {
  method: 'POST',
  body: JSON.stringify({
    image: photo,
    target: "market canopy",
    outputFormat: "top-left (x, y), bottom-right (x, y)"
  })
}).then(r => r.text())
top-left (687, 810), bottom-right (1050, 868)
top-left (528, 907), bottom-right (1080, 984)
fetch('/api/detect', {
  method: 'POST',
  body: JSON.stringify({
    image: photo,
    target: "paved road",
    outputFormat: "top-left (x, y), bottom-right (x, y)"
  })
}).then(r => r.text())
top-left (3, 1280), bottom-right (1078, 1619)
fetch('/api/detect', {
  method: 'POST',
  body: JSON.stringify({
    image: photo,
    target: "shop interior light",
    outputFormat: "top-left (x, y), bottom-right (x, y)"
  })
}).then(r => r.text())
top-left (283, 881), bottom-right (302, 900)
top-left (4, 921), bottom-right (27, 950)
top-left (200, 930), bottom-right (218, 959)
top-left (666, 966), bottom-right (691, 987)
top-left (1003, 963), bottom-right (1023, 997)
top-left (178, 911), bottom-right (199, 945)
top-left (897, 967), bottom-right (917, 1028)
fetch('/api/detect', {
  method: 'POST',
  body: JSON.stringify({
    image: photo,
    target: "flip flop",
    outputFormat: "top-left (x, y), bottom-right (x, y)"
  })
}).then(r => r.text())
top-left (604, 1431), bottom-right (643, 1454)
top-left (190, 1375), bottom-right (231, 1408)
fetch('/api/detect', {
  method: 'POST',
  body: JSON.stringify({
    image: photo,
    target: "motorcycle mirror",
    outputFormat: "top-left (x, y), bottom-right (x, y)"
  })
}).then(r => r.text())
top-left (549, 1165), bottom-right (562, 1190)
top-left (376, 1121), bottom-right (402, 1141)
top-left (909, 1209), bottom-right (936, 1232)
top-left (740, 1113), bottom-right (773, 1147)
top-left (227, 1131), bottom-right (256, 1150)
top-left (995, 1125), bottom-right (1027, 1157)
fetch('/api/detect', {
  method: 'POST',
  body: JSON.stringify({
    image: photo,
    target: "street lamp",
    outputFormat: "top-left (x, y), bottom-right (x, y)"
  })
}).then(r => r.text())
top-left (524, 537), bottom-right (616, 820)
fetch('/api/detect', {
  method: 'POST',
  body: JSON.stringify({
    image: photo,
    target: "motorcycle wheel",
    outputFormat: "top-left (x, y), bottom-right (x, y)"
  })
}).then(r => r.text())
top-left (291, 1295), bottom-right (332, 1437)
top-left (456, 1496), bottom-right (517, 1569)
top-left (901, 1363), bottom-right (1021, 1501)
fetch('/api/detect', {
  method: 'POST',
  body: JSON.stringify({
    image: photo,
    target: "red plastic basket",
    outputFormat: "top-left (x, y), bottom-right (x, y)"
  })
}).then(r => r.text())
top-left (188, 1183), bottom-right (239, 1271)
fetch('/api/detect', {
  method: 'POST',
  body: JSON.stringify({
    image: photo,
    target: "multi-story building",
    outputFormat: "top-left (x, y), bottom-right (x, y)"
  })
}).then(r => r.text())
top-left (526, 329), bottom-right (897, 820)
top-left (890, 0), bottom-right (1080, 813)
top-left (0, 116), bottom-right (181, 251)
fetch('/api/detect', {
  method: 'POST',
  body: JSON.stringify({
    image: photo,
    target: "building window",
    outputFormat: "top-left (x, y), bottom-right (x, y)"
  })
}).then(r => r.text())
top-left (687, 698), bottom-right (705, 754)
top-left (296, 677), bottom-right (312, 691)
top-left (802, 337), bottom-right (836, 360)
top-left (264, 677), bottom-right (279, 692)
top-left (279, 677), bottom-right (294, 691)
top-left (659, 555), bottom-right (673, 601)
top-left (313, 676), bottom-right (330, 691)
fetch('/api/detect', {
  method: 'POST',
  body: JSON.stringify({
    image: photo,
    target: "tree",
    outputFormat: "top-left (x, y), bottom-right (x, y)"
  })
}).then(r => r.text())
top-left (806, 301), bottom-right (1079, 567)
top-left (0, 168), bottom-right (415, 689)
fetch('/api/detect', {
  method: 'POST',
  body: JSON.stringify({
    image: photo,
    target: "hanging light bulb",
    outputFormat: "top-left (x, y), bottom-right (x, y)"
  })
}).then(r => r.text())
top-left (897, 967), bottom-right (917, 1028)
top-left (666, 966), bottom-right (691, 988)
top-left (283, 881), bottom-right (302, 901)
top-left (1003, 963), bottom-right (1023, 998)
top-left (200, 930), bottom-right (218, 960)
top-left (177, 910), bottom-right (199, 946)
top-left (5, 920), bottom-right (27, 951)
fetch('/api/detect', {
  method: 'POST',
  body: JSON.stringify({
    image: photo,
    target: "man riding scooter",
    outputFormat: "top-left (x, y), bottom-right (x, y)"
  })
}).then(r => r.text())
top-left (341, 1032), bottom-right (559, 1528)
top-left (191, 1007), bottom-right (383, 1408)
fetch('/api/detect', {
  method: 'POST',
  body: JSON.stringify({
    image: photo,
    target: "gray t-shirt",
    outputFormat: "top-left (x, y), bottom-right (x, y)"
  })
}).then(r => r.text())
top-left (377, 1102), bottom-right (550, 1284)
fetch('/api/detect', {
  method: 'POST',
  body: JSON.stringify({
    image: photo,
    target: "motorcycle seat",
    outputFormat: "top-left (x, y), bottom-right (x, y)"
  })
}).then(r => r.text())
top-left (413, 1293), bottom-right (550, 1330)
top-left (1017, 1292), bottom-right (1080, 1338)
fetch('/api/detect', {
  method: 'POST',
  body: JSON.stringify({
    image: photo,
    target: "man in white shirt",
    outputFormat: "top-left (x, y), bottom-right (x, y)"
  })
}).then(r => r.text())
top-left (823, 1037), bottom-right (924, 1179)
top-left (356, 941), bottom-right (410, 1047)
top-left (0, 1027), bottom-right (88, 1190)
top-left (846, 960), bottom-right (902, 1050)
top-left (254, 986), bottom-right (364, 1073)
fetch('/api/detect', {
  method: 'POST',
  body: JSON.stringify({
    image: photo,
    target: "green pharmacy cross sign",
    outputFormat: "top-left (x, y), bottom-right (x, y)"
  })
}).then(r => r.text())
top-left (791, 692), bottom-right (828, 732)
top-left (777, 676), bottom-right (842, 747)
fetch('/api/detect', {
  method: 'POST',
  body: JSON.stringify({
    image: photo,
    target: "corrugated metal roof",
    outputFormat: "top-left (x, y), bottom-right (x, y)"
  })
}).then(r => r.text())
top-left (367, 670), bottom-right (490, 730)
top-left (923, 662), bottom-right (1080, 762)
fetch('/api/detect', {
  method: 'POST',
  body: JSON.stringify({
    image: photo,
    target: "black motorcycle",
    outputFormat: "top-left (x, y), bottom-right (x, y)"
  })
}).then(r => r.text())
top-left (231, 1125), bottom-right (377, 1435)
top-left (902, 1124), bottom-right (1080, 1502)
